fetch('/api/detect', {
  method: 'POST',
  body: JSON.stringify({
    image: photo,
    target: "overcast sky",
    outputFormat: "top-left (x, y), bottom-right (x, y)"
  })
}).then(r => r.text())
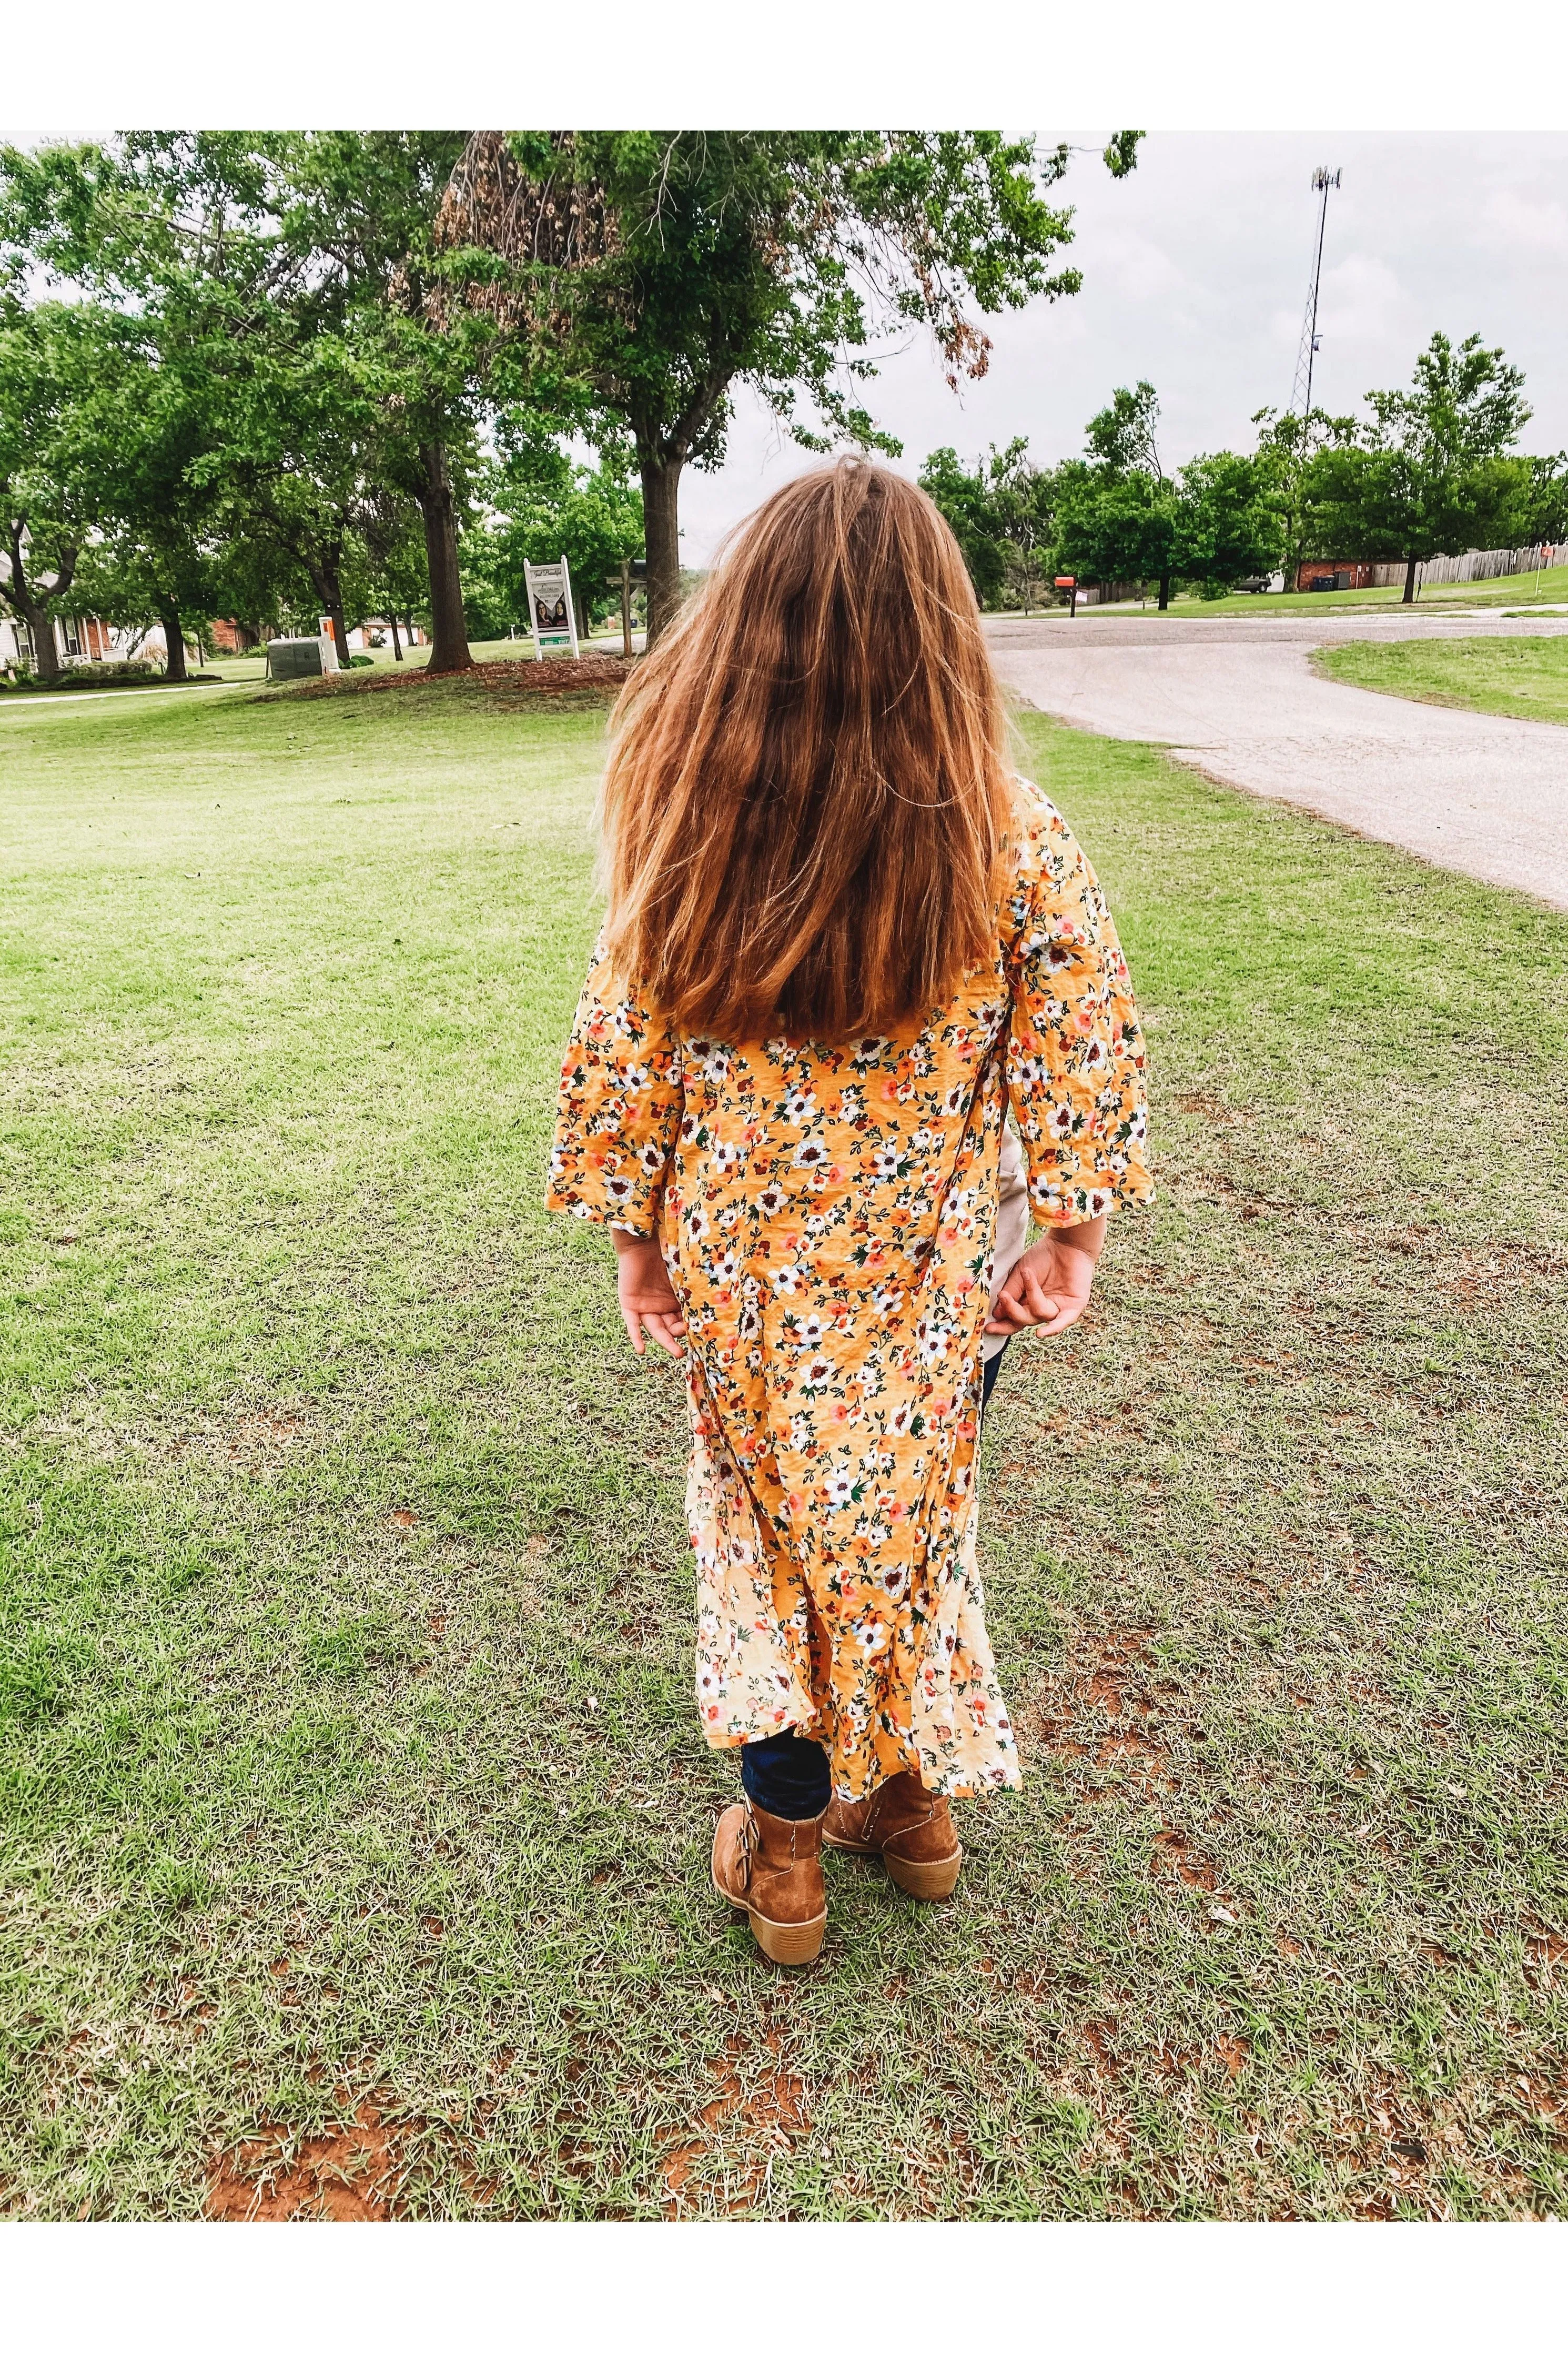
top-left (679, 130), bottom-right (1568, 564)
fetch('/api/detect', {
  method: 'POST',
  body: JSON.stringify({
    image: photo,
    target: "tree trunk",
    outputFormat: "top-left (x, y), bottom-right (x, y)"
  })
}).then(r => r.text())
top-left (414, 443), bottom-right (472, 673)
top-left (389, 612), bottom-right (403, 661)
top-left (21, 598), bottom-right (63, 683)
top-left (1158, 574), bottom-right (1172, 611)
top-left (640, 449), bottom-right (683, 647)
top-left (159, 601), bottom-right (188, 684)
top-left (1403, 555), bottom-right (1419, 604)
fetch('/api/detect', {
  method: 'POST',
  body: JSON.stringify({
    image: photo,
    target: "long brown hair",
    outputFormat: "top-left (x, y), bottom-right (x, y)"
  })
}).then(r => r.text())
top-left (599, 458), bottom-right (1014, 1043)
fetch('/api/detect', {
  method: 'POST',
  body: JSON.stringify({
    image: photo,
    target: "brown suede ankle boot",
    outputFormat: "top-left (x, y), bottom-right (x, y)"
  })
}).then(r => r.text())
top-left (822, 1769), bottom-right (963, 1899)
top-left (711, 1799), bottom-right (827, 1965)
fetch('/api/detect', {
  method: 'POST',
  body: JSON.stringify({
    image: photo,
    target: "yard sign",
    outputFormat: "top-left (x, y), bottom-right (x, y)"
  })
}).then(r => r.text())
top-left (523, 557), bottom-right (581, 661)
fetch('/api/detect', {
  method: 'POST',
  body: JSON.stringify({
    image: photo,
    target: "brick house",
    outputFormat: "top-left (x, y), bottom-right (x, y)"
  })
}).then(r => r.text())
top-left (1294, 561), bottom-right (1377, 591)
top-left (210, 618), bottom-right (261, 655)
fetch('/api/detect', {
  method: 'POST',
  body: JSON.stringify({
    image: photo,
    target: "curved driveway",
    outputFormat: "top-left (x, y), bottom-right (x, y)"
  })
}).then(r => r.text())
top-left (986, 610), bottom-right (1568, 910)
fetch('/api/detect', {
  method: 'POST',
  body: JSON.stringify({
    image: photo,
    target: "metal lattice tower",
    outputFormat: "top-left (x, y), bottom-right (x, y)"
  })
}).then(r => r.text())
top-left (1290, 167), bottom-right (1342, 420)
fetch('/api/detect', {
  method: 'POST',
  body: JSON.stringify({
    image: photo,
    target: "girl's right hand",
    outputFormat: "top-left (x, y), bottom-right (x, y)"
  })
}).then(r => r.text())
top-left (612, 1231), bottom-right (687, 1359)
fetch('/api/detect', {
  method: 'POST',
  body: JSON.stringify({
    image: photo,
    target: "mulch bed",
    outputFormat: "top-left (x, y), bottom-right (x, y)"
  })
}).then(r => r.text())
top-left (289, 655), bottom-right (636, 701)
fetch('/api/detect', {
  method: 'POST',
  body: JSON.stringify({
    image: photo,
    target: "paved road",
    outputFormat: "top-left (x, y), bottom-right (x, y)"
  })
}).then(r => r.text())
top-left (986, 610), bottom-right (1568, 910)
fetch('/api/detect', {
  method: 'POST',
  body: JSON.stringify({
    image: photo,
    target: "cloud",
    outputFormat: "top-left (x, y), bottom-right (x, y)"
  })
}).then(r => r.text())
top-left (1480, 187), bottom-right (1568, 256)
top-left (1316, 254), bottom-right (1408, 345)
top-left (1097, 227), bottom-right (1198, 307)
top-left (678, 133), bottom-right (1568, 557)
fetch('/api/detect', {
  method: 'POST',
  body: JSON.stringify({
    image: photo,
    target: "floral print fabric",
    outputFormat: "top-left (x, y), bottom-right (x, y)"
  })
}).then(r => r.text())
top-left (547, 783), bottom-right (1152, 1798)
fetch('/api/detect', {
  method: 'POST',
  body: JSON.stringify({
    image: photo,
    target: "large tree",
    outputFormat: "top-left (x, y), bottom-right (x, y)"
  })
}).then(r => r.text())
top-left (269, 133), bottom-right (494, 672)
top-left (1524, 453), bottom-right (1568, 549)
top-left (1303, 331), bottom-right (1535, 600)
top-left (988, 440), bottom-right (1063, 612)
top-left (1251, 404), bottom-right (1359, 585)
top-left (436, 130), bottom-right (1142, 640)
top-left (1054, 469), bottom-right (1181, 607)
top-left (0, 132), bottom-right (492, 673)
top-left (0, 137), bottom-right (288, 672)
top-left (917, 445), bottom-right (1010, 607)
top-left (0, 302), bottom-right (90, 682)
top-left (1057, 383), bottom-right (1285, 608)
top-left (1175, 450), bottom-right (1285, 597)
top-left (1056, 380), bottom-right (1184, 607)
top-left (208, 324), bottom-right (396, 667)
top-left (67, 306), bottom-right (232, 681)
top-left (919, 438), bottom-right (1062, 612)
top-left (0, 291), bottom-right (226, 682)
top-left (1085, 378), bottom-right (1164, 477)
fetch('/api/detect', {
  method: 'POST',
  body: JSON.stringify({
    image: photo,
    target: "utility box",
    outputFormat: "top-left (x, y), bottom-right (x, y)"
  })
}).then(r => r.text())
top-left (266, 635), bottom-right (340, 681)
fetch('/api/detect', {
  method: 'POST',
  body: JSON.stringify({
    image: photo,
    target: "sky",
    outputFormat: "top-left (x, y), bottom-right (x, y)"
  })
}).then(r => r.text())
top-left (677, 131), bottom-right (1568, 564)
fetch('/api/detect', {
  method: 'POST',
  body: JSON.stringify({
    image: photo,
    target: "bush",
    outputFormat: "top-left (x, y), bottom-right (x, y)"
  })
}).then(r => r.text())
top-left (3, 658), bottom-right (166, 692)
top-left (349, 653), bottom-right (375, 668)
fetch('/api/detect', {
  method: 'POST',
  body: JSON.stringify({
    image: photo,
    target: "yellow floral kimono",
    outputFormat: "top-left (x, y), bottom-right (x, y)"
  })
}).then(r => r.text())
top-left (548, 783), bottom-right (1152, 1798)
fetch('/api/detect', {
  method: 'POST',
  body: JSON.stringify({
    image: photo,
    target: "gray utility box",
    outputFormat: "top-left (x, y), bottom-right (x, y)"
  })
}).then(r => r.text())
top-left (266, 635), bottom-right (340, 681)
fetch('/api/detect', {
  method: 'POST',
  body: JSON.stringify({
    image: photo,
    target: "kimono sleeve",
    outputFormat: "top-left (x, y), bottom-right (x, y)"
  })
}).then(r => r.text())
top-left (546, 940), bottom-right (684, 1238)
top-left (1003, 791), bottom-right (1154, 1228)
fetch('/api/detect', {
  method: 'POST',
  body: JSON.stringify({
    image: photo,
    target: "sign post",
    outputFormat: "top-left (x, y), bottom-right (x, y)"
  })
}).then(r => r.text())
top-left (523, 557), bottom-right (580, 661)
top-left (604, 558), bottom-right (648, 659)
top-left (1054, 574), bottom-right (1078, 619)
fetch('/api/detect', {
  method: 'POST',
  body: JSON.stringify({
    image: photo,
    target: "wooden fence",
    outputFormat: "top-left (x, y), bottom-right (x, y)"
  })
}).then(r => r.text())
top-left (1371, 543), bottom-right (1563, 589)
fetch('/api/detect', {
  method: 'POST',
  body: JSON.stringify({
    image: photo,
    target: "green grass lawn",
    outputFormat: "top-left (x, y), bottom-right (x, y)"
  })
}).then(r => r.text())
top-left (3, 673), bottom-right (1565, 2219)
top-left (1314, 633), bottom-right (1568, 726)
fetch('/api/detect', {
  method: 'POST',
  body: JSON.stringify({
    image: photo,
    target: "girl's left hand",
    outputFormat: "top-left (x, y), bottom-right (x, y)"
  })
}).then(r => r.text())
top-left (985, 1215), bottom-right (1106, 1340)
top-left (612, 1231), bottom-right (687, 1358)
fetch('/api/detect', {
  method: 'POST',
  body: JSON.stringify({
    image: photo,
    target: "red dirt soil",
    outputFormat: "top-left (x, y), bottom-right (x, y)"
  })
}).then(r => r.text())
top-left (206, 2100), bottom-right (403, 2221)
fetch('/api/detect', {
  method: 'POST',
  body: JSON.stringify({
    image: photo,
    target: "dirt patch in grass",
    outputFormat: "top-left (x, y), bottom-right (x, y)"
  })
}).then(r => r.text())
top-left (165, 1409), bottom-right (310, 1472)
top-left (660, 2025), bottom-right (814, 2216)
top-left (206, 2098), bottom-right (406, 2220)
top-left (288, 655), bottom-right (634, 703)
top-left (25, 1400), bottom-right (315, 1475)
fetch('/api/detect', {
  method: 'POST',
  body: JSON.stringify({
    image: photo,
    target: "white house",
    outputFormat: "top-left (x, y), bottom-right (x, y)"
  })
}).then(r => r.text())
top-left (1, 610), bottom-right (116, 670)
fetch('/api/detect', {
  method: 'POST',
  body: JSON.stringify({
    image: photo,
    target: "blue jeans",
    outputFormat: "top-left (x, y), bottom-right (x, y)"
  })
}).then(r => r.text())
top-left (740, 1342), bottom-right (1010, 1819)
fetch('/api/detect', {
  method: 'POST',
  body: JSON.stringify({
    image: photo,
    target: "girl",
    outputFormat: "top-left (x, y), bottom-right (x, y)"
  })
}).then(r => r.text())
top-left (548, 460), bottom-right (1151, 1965)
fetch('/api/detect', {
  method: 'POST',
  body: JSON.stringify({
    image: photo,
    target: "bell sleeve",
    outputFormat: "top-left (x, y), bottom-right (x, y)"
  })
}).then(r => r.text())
top-left (1003, 790), bottom-right (1154, 1228)
top-left (546, 939), bottom-right (685, 1238)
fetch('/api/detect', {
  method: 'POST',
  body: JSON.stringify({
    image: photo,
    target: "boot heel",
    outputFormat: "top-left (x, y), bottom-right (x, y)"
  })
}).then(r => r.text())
top-left (748, 1908), bottom-right (826, 1965)
top-left (885, 1847), bottom-right (963, 1901)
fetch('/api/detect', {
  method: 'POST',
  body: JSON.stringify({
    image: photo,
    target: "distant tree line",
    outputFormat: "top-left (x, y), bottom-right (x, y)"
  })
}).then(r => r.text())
top-left (0, 129), bottom-right (1144, 682)
top-left (920, 337), bottom-right (1566, 612)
